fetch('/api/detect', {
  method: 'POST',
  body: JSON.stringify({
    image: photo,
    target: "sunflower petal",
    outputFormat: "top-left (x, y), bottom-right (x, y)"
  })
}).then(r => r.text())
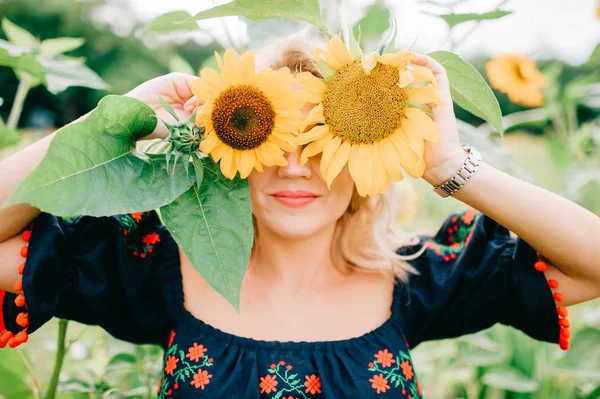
top-left (255, 67), bottom-right (293, 100)
top-left (398, 68), bottom-right (415, 88)
top-left (325, 141), bottom-right (351, 188)
top-left (295, 72), bottom-right (326, 103)
top-left (195, 113), bottom-right (212, 131)
top-left (403, 107), bottom-right (440, 143)
top-left (297, 124), bottom-right (329, 145)
top-left (407, 66), bottom-right (442, 104)
top-left (199, 132), bottom-right (221, 154)
top-left (319, 136), bottom-right (342, 181)
top-left (304, 103), bottom-right (325, 125)
top-left (388, 130), bottom-right (425, 178)
top-left (275, 115), bottom-right (305, 134)
top-left (237, 50), bottom-right (256, 85)
top-left (192, 68), bottom-right (223, 100)
top-left (367, 170), bottom-right (380, 196)
top-left (379, 138), bottom-right (405, 182)
top-left (372, 141), bottom-right (391, 194)
top-left (209, 143), bottom-right (229, 162)
top-left (263, 141), bottom-right (288, 166)
top-left (238, 149), bottom-right (256, 178)
top-left (328, 35), bottom-right (353, 68)
top-left (361, 53), bottom-right (377, 75)
top-left (273, 92), bottom-right (307, 111)
top-left (377, 51), bottom-right (417, 68)
top-left (349, 144), bottom-right (374, 197)
top-left (253, 150), bottom-right (264, 172)
top-left (300, 130), bottom-right (334, 165)
top-left (221, 49), bottom-right (240, 85)
top-left (256, 144), bottom-right (276, 167)
top-left (219, 149), bottom-right (236, 179)
top-left (404, 126), bottom-right (425, 159)
top-left (269, 132), bottom-right (297, 152)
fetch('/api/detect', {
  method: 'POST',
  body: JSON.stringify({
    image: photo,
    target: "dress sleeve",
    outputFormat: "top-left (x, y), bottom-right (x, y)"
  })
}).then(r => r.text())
top-left (395, 208), bottom-right (561, 349)
top-left (0, 211), bottom-right (181, 348)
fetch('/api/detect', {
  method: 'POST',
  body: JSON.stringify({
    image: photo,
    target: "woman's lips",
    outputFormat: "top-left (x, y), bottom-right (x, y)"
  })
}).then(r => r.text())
top-left (270, 191), bottom-right (319, 208)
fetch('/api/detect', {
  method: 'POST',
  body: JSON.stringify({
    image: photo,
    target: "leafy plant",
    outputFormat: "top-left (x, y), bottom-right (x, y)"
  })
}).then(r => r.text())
top-left (0, 17), bottom-right (110, 149)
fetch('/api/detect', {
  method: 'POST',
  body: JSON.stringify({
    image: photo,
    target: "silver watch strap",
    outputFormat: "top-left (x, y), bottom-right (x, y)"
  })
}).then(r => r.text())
top-left (433, 145), bottom-right (482, 198)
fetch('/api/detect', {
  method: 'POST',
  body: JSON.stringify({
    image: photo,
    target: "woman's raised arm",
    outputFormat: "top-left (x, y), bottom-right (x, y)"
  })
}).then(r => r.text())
top-left (0, 72), bottom-right (198, 291)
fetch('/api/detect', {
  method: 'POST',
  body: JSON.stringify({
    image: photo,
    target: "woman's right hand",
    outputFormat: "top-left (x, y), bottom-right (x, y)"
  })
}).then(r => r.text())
top-left (125, 72), bottom-right (203, 140)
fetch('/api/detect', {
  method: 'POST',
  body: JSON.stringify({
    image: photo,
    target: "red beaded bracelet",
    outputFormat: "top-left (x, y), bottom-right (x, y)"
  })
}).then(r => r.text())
top-left (533, 252), bottom-right (570, 351)
top-left (0, 222), bottom-right (33, 349)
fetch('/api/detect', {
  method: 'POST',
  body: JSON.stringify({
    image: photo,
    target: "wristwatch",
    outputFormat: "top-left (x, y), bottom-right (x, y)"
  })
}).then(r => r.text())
top-left (433, 144), bottom-right (482, 198)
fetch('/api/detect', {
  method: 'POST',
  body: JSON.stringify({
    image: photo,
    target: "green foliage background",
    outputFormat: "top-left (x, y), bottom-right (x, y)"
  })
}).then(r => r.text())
top-left (0, 0), bottom-right (598, 398)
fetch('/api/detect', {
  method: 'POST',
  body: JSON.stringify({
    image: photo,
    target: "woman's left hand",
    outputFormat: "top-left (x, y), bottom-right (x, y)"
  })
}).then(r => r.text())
top-left (411, 54), bottom-right (468, 186)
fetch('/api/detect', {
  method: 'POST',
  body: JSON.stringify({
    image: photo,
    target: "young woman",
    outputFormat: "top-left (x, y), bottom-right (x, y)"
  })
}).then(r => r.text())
top-left (0, 46), bottom-right (599, 399)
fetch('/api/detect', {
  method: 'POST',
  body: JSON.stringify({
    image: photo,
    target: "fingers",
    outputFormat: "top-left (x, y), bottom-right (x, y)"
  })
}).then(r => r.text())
top-left (168, 72), bottom-right (198, 104)
top-left (412, 54), bottom-right (452, 103)
top-left (412, 54), bottom-right (445, 77)
top-left (184, 96), bottom-right (204, 114)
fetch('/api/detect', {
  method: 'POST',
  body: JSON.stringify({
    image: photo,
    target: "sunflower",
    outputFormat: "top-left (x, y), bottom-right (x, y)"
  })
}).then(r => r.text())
top-left (485, 54), bottom-right (548, 108)
top-left (296, 36), bottom-right (442, 197)
top-left (192, 49), bottom-right (306, 179)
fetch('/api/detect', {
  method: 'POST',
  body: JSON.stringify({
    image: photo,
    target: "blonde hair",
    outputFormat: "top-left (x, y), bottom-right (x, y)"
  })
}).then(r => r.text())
top-left (256, 39), bottom-right (426, 283)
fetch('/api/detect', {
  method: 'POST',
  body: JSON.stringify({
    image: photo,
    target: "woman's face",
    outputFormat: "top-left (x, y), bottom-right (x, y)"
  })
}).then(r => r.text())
top-left (248, 146), bottom-right (355, 240)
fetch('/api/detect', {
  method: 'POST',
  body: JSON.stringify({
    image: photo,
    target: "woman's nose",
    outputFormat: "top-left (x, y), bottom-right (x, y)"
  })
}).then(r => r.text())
top-left (278, 148), bottom-right (312, 179)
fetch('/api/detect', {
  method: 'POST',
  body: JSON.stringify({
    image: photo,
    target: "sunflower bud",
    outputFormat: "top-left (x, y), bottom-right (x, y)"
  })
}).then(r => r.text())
top-left (162, 110), bottom-right (205, 177)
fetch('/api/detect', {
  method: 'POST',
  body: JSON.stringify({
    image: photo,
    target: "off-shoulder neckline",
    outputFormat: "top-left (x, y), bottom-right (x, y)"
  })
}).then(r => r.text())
top-left (158, 229), bottom-right (406, 352)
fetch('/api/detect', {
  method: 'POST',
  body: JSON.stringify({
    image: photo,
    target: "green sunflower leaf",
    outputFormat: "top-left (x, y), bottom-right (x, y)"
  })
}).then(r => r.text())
top-left (482, 367), bottom-right (540, 393)
top-left (1, 18), bottom-right (38, 49)
top-left (185, 0), bottom-right (330, 36)
top-left (0, 349), bottom-right (33, 399)
top-left (382, 14), bottom-right (398, 54)
top-left (159, 95), bottom-right (181, 122)
top-left (353, 0), bottom-right (390, 49)
top-left (39, 37), bottom-right (85, 56)
top-left (192, 152), bottom-right (205, 189)
top-left (4, 95), bottom-right (195, 217)
top-left (0, 47), bottom-right (46, 82)
top-left (146, 10), bottom-right (199, 33)
top-left (347, 24), bottom-right (363, 59)
top-left (160, 157), bottom-right (253, 312)
top-left (0, 126), bottom-right (20, 149)
top-left (428, 50), bottom-right (504, 135)
top-left (435, 11), bottom-right (512, 29)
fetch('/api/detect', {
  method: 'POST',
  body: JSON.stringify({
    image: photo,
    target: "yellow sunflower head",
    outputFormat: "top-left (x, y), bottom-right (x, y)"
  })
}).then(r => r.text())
top-left (485, 54), bottom-right (548, 108)
top-left (296, 36), bottom-right (442, 197)
top-left (192, 49), bottom-right (306, 179)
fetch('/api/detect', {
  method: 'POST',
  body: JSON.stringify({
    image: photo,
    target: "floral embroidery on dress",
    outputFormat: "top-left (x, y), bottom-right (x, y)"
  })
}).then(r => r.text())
top-left (424, 208), bottom-right (480, 262)
top-left (158, 332), bottom-right (214, 397)
top-left (259, 360), bottom-right (322, 398)
top-left (367, 348), bottom-right (420, 398)
top-left (119, 212), bottom-right (160, 258)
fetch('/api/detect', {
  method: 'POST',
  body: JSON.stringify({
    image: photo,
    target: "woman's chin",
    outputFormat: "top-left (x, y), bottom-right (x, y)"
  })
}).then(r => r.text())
top-left (262, 214), bottom-right (328, 239)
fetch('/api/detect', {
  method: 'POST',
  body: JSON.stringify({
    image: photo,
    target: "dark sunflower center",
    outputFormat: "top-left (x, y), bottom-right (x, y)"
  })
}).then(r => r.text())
top-left (322, 62), bottom-right (408, 144)
top-left (211, 85), bottom-right (275, 150)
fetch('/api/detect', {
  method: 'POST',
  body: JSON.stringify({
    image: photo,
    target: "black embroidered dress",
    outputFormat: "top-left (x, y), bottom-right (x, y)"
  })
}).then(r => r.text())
top-left (0, 209), bottom-right (561, 398)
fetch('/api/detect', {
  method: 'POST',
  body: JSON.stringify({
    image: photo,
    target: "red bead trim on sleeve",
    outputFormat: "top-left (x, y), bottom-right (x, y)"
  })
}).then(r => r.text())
top-left (0, 222), bottom-right (33, 349)
top-left (534, 252), bottom-right (570, 351)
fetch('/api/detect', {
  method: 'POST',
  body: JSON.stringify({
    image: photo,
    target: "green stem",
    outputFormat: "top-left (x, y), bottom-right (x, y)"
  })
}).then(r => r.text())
top-left (15, 347), bottom-right (42, 395)
top-left (7, 75), bottom-right (32, 129)
top-left (45, 319), bottom-right (69, 399)
top-left (448, 0), bottom-right (511, 51)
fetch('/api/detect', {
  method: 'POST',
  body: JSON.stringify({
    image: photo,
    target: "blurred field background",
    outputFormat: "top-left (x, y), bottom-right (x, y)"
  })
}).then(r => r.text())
top-left (0, 0), bottom-right (599, 398)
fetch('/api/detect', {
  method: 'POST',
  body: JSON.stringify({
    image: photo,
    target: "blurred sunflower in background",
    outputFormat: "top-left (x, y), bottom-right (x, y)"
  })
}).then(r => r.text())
top-left (193, 50), bottom-right (306, 179)
top-left (485, 54), bottom-right (548, 108)
top-left (296, 36), bottom-right (442, 197)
